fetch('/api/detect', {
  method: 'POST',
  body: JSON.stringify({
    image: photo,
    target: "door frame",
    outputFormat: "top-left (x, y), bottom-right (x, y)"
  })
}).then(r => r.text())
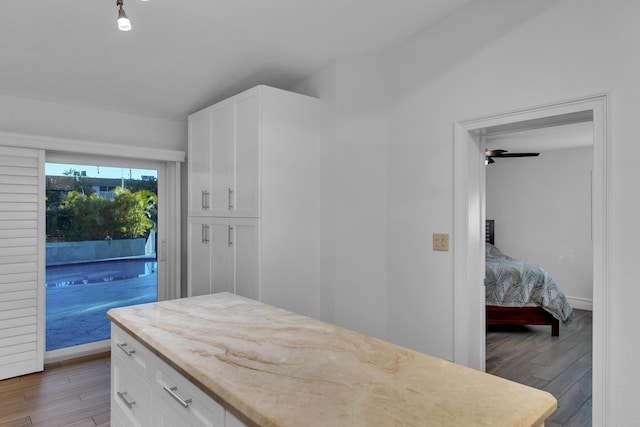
top-left (453, 94), bottom-right (610, 425)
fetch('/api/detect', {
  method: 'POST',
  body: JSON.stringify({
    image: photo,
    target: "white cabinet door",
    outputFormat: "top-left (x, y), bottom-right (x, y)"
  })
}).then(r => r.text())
top-left (187, 218), bottom-right (257, 299)
top-left (209, 103), bottom-right (235, 217)
top-left (209, 220), bottom-right (233, 295)
top-left (154, 355), bottom-right (226, 427)
top-left (231, 218), bottom-right (259, 300)
top-left (187, 218), bottom-right (212, 297)
top-left (187, 218), bottom-right (233, 297)
top-left (188, 109), bottom-right (212, 216)
top-left (152, 404), bottom-right (191, 427)
top-left (187, 89), bottom-right (260, 219)
top-left (112, 353), bottom-right (152, 427)
top-left (232, 93), bottom-right (260, 218)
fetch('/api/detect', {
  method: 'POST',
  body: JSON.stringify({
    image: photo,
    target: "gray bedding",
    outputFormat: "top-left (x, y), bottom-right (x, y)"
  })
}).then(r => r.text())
top-left (485, 243), bottom-right (574, 324)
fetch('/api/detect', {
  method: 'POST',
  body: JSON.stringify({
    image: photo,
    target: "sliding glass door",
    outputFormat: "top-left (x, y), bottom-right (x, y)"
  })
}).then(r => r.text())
top-left (44, 157), bottom-right (165, 357)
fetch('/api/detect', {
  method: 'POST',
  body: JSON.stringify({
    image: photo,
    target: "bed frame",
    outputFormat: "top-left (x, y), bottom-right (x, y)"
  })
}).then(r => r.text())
top-left (485, 220), bottom-right (560, 336)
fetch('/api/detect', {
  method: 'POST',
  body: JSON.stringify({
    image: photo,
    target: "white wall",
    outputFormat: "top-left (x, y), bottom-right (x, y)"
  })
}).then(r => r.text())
top-left (297, 0), bottom-right (640, 423)
top-left (0, 93), bottom-right (186, 151)
top-left (0, 92), bottom-right (190, 300)
top-left (294, 54), bottom-right (390, 339)
top-left (486, 147), bottom-right (593, 309)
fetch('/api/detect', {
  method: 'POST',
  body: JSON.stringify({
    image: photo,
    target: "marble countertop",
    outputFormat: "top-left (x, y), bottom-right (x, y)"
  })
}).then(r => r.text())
top-left (107, 292), bottom-right (556, 427)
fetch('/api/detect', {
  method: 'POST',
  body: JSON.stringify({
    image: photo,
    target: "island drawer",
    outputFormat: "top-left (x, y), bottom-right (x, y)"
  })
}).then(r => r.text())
top-left (153, 356), bottom-right (226, 427)
top-left (112, 354), bottom-right (152, 427)
top-left (111, 324), bottom-right (153, 378)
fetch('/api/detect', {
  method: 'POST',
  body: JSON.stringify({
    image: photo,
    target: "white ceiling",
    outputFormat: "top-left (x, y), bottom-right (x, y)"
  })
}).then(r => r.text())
top-left (0, 0), bottom-right (474, 121)
top-left (484, 117), bottom-right (594, 154)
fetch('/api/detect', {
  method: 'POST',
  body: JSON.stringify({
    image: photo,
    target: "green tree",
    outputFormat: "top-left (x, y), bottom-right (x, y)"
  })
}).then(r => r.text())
top-left (48, 188), bottom-right (157, 242)
top-left (111, 188), bottom-right (157, 239)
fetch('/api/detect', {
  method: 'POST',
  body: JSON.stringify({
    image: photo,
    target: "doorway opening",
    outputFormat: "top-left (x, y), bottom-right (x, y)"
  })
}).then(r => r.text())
top-left (44, 159), bottom-right (162, 359)
top-left (483, 119), bottom-right (594, 425)
top-left (453, 94), bottom-right (609, 425)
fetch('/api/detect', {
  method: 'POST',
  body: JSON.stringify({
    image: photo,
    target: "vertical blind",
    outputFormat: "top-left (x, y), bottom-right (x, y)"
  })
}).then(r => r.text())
top-left (0, 146), bottom-right (44, 380)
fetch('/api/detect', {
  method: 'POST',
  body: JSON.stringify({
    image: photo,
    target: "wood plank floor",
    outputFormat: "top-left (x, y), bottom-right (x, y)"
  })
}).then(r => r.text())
top-left (0, 352), bottom-right (111, 427)
top-left (486, 309), bottom-right (592, 427)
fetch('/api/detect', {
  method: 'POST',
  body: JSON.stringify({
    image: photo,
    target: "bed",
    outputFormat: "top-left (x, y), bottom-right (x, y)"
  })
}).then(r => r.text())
top-left (485, 220), bottom-right (573, 336)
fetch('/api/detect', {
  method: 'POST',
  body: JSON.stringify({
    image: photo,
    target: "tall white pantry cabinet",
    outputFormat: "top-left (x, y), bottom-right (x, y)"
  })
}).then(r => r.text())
top-left (187, 85), bottom-right (321, 318)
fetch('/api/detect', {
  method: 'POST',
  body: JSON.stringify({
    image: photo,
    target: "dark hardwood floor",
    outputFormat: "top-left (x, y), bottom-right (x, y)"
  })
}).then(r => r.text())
top-left (0, 352), bottom-right (111, 427)
top-left (486, 308), bottom-right (592, 427)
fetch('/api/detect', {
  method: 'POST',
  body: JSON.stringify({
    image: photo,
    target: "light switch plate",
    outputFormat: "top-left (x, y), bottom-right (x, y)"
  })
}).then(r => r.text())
top-left (433, 233), bottom-right (449, 251)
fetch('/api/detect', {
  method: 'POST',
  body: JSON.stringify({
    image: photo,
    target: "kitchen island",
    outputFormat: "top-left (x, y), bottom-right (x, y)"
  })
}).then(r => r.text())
top-left (107, 292), bottom-right (556, 426)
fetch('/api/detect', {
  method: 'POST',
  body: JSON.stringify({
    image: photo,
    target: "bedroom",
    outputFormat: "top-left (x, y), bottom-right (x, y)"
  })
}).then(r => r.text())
top-left (485, 121), bottom-right (594, 313)
top-left (484, 119), bottom-right (594, 425)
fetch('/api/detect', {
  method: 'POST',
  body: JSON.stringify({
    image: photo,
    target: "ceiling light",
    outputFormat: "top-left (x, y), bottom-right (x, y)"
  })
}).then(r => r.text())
top-left (116, 0), bottom-right (132, 32)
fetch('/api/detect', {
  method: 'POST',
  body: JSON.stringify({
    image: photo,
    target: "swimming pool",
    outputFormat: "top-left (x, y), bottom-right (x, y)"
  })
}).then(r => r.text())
top-left (46, 258), bottom-right (158, 351)
top-left (46, 258), bottom-right (157, 287)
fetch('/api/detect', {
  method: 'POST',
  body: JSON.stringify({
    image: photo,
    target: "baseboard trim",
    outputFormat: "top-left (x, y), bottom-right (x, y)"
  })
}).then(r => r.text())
top-left (44, 339), bottom-right (111, 364)
top-left (567, 296), bottom-right (593, 311)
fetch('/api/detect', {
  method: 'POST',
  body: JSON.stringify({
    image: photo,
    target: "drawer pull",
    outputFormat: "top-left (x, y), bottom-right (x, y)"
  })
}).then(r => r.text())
top-left (117, 342), bottom-right (136, 357)
top-left (164, 385), bottom-right (193, 408)
top-left (202, 224), bottom-right (210, 244)
top-left (117, 391), bottom-right (136, 409)
top-left (228, 188), bottom-right (234, 210)
top-left (202, 190), bottom-right (210, 210)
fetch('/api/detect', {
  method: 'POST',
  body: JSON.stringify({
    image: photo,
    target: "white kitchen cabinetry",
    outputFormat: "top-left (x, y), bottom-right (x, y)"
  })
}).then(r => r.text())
top-left (153, 355), bottom-right (226, 427)
top-left (188, 90), bottom-right (259, 218)
top-left (111, 324), bottom-right (239, 427)
top-left (187, 108), bottom-right (213, 216)
top-left (111, 357), bottom-right (151, 427)
top-left (111, 324), bottom-right (154, 427)
top-left (187, 85), bottom-right (320, 318)
top-left (187, 217), bottom-right (259, 300)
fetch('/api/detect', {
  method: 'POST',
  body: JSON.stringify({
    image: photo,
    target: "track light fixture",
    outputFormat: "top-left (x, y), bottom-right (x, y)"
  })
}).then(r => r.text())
top-left (116, 0), bottom-right (131, 31)
top-left (115, 0), bottom-right (150, 31)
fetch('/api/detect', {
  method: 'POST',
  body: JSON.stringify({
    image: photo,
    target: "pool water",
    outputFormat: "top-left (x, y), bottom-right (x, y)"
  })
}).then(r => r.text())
top-left (45, 258), bottom-right (158, 351)
top-left (46, 258), bottom-right (157, 287)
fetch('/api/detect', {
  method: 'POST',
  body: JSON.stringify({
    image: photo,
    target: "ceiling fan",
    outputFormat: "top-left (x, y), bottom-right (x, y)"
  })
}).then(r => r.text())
top-left (485, 149), bottom-right (539, 164)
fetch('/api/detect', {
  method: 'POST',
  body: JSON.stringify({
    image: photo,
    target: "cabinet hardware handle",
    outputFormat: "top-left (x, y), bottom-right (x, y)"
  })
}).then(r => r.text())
top-left (117, 391), bottom-right (136, 409)
top-left (117, 343), bottom-right (135, 357)
top-left (228, 225), bottom-right (234, 247)
top-left (202, 224), bottom-right (210, 244)
top-left (228, 188), bottom-right (234, 210)
top-left (202, 190), bottom-right (210, 210)
top-left (163, 385), bottom-right (193, 408)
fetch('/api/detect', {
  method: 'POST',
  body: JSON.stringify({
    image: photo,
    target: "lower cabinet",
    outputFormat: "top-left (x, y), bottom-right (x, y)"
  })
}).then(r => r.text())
top-left (187, 217), bottom-right (259, 300)
top-left (111, 324), bottom-right (246, 427)
top-left (112, 361), bottom-right (151, 426)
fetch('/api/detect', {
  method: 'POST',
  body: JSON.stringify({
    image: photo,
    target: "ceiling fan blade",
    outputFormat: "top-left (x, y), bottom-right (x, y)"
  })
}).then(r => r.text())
top-left (492, 152), bottom-right (539, 158)
top-left (485, 149), bottom-right (507, 157)
top-left (485, 149), bottom-right (539, 165)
